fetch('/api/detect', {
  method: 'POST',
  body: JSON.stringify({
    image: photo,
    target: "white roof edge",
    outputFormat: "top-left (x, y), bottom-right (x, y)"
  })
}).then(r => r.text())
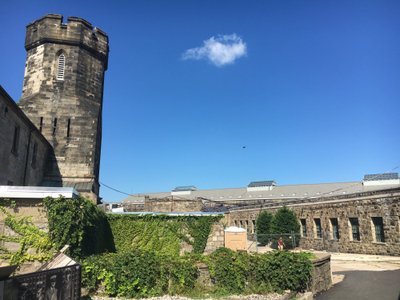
top-left (0, 185), bottom-right (79, 199)
top-left (225, 226), bottom-right (247, 233)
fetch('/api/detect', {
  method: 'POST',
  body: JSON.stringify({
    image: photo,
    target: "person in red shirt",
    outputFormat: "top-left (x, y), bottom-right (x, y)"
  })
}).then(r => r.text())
top-left (278, 237), bottom-right (284, 251)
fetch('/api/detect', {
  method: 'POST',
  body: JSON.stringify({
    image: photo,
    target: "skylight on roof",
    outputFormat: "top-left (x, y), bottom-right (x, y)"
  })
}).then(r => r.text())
top-left (172, 186), bottom-right (197, 192)
top-left (363, 173), bottom-right (399, 181)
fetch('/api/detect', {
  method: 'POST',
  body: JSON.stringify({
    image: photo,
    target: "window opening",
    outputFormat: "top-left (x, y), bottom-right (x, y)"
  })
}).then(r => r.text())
top-left (11, 126), bottom-right (20, 154)
top-left (56, 53), bottom-right (65, 80)
top-left (314, 218), bottom-right (322, 238)
top-left (300, 219), bottom-right (307, 237)
top-left (349, 218), bottom-right (360, 241)
top-left (67, 118), bottom-right (71, 138)
top-left (372, 217), bottom-right (384, 242)
top-left (39, 117), bottom-right (43, 132)
top-left (31, 142), bottom-right (37, 168)
top-left (52, 118), bottom-right (57, 136)
top-left (330, 218), bottom-right (340, 240)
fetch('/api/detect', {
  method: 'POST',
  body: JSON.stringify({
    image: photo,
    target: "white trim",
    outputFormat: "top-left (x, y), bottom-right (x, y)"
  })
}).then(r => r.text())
top-left (0, 186), bottom-right (79, 199)
top-left (363, 179), bottom-right (400, 186)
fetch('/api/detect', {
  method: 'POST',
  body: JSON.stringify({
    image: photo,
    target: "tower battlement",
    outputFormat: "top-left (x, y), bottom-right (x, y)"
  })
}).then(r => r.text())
top-left (25, 14), bottom-right (109, 69)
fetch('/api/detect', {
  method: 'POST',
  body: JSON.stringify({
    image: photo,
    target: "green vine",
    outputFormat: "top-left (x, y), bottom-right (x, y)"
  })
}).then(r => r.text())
top-left (43, 196), bottom-right (115, 258)
top-left (107, 214), bottom-right (222, 256)
top-left (0, 199), bottom-right (55, 266)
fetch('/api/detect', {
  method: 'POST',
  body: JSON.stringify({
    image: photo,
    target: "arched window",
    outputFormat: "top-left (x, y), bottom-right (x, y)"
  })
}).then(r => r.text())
top-left (56, 53), bottom-right (65, 80)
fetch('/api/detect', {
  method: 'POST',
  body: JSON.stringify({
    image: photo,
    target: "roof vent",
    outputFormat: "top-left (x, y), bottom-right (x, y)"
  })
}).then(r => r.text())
top-left (171, 185), bottom-right (197, 196)
top-left (247, 180), bottom-right (276, 192)
top-left (362, 173), bottom-right (400, 186)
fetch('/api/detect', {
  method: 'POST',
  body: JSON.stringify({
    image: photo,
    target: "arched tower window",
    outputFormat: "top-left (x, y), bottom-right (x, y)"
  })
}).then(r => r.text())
top-left (56, 53), bottom-right (65, 80)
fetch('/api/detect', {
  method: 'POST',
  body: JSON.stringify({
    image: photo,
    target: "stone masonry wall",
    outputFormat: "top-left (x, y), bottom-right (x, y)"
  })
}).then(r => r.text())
top-left (0, 199), bottom-right (48, 254)
top-left (204, 223), bottom-right (225, 254)
top-left (0, 87), bottom-right (50, 186)
top-left (295, 195), bottom-right (400, 255)
top-left (144, 197), bottom-right (203, 212)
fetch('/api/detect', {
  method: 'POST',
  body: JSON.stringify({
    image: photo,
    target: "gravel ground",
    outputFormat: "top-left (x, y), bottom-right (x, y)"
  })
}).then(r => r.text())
top-left (89, 291), bottom-right (291, 300)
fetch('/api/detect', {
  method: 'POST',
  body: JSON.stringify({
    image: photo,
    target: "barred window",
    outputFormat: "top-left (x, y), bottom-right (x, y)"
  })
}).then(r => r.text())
top-left (349, 218), bottom-right (360, 241)
top-left (56, 53), bottom-right (65, 80)
top-left (330, 218), bottom-right (340, 240)
top-left (300, 219), bottom-right (307, 237)
top-left (372, 217), bottom-right (385, 243)
top-left (314, 218), bottom-right (322, 238)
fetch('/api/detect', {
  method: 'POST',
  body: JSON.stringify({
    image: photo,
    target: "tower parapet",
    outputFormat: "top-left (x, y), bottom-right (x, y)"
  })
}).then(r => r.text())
top-left (25, 14), bottom-right (108, 69)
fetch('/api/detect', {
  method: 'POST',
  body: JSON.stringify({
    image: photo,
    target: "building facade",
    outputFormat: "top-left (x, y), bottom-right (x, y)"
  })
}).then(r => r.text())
top-left (0, 86), bottom-right (51, 186)
top-left (226, 187), bottom-right (400, 255)
top-left (123, 175), bottom-right (400, 255)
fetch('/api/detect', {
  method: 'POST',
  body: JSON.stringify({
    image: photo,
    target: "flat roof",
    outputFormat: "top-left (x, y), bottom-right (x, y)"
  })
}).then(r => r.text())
top-left (122, 180), bottom-right (400, 204)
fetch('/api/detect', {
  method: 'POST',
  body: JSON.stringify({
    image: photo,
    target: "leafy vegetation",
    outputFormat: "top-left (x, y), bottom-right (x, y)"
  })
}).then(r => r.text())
top-left (271, 207), bottom-right (300, 249)
top-left (1, 196), bottom-right (312, 299)
top-left (0, 199), bottom-right (55, 265)
top-left (82, 248), bottom-right (313, 298)
top-left (43, 196), bottom-right (115, 258)
top-left (107, 214), bottom-right (220, 256)
top-left (256, 207), bottom-right (301, 249)
top-left (82, 250), bottom-right (198, 297)
top-left (256, 210), bottom-right (274, 246)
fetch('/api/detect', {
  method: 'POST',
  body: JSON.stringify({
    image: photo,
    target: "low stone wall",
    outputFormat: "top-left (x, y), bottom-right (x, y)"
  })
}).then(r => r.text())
top-left (144, 197), bottom-right (203, 212)
top-left (309, 254), bottom-right (332, 294)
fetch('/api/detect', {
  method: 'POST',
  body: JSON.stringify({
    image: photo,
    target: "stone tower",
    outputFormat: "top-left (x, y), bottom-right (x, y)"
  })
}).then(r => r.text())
top-left (18, 14), bottom-right (109, 202)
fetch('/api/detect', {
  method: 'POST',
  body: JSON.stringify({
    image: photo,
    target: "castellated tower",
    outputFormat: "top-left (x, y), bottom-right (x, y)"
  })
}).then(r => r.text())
top-left (18, 14), bottom-right (109, 202)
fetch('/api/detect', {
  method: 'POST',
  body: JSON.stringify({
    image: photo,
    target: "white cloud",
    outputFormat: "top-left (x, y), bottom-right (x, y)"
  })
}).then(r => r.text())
top-left (182, 34), bottom-right (247, 67)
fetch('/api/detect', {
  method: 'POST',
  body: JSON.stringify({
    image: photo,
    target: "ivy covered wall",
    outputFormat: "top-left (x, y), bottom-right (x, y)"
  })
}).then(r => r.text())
top-left (107, 214), bottom-right (223, 256)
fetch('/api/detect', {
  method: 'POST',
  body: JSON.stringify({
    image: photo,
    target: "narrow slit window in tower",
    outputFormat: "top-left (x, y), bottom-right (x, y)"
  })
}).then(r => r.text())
top-left (67, 118), bottom-right (71, 138)
top-left (56, 53), bottom-right (65, 80)
top-left (39, 117), bottom-right (43, 132)
top-left (52, 118), bottom-right (57, 136)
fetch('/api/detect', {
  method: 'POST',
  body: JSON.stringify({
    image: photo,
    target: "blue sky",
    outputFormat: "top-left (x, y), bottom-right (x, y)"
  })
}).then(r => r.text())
top-left (0, 1), bottom-right (399, 202)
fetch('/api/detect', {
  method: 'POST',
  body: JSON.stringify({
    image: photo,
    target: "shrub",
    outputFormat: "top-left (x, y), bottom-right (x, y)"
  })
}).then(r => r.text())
top-left (82, 249), bottom-right (313, 297)
top-left (256, 211), bottom-right (274, 246)
top-left (206, 247), bottom-right (251, 294)
top-left (205, 248), bottom-right (312, 295)
top-left (254, 251), bottom-right (312, 292)
top-left (271, 206), bottom-right (300, 249)
top-left (82, 250), bottom-right (198, 298)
